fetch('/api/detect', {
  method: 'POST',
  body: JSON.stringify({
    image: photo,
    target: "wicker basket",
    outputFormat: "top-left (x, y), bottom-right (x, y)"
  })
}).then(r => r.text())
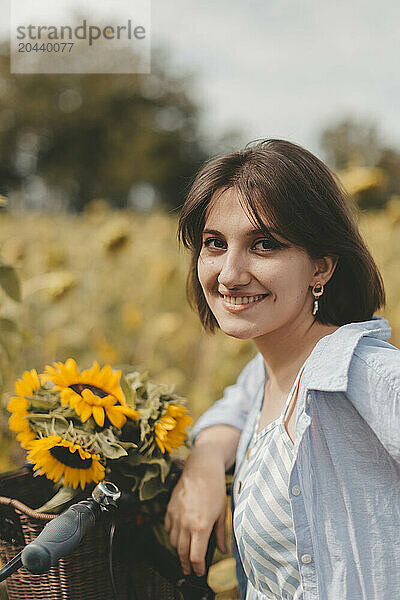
top-left (0, 466), bottom-right (185, 600)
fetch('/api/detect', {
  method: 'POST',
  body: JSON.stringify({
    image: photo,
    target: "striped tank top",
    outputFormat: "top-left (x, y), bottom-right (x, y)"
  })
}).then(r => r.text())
top-left (233, 363), bottom-right (307, 600)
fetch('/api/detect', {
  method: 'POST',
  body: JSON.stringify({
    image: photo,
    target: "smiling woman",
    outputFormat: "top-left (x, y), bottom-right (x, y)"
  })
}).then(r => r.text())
top-left (195, 186), bottom-right (339, 344)
top-left (178, 139), bottom-right (384, 334)
top-left (164, 139), bottom-right (400, 600)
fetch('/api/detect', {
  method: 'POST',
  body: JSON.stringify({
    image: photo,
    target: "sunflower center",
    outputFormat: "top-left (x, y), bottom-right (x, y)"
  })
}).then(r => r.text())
top-left (49, 446), bottom-right (93, 469)
top-left (69, 383), bottom-right (109, 398)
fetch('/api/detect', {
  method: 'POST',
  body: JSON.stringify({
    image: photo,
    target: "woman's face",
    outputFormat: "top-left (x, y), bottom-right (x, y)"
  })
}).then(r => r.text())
top-left (197, 187), bottom-right (321, 341)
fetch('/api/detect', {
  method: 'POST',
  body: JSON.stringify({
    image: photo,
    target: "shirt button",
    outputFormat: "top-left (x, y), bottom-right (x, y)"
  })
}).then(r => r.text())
top-left (306, 393), bottom-right (311, 406)
top-left (301, 554), bottom-right (312, 564)
top-left (291, 485), bottom-right (301, 496)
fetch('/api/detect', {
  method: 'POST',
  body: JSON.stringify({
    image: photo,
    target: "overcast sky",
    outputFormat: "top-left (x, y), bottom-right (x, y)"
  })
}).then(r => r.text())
top-left (2, 0), bottom-right (399, 156)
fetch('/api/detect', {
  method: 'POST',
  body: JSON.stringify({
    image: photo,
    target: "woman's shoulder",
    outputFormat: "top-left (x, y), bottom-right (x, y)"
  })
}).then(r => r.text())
top-left (345, 336), bottom-right (400, 463)
top-left (304, 317), bottom-right (397, 394)
top-left (351, 336), bottom-right (400, 395)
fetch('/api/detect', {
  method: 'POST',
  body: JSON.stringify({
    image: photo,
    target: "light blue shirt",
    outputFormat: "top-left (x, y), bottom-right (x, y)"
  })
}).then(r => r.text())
top-left (191, 317), bottom-right (400, 599)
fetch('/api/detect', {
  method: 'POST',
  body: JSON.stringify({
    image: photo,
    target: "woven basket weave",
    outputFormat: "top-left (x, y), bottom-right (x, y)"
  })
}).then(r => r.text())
top-left (0, 467), bottom-right (181, 600)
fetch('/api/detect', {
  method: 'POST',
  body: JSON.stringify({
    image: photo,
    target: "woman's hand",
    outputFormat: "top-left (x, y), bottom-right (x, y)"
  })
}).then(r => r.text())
top-left (164, 425), bottom-right (241, 576)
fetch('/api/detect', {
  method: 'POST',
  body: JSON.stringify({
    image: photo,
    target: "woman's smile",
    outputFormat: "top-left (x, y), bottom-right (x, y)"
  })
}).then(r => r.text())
top-left (220, 292), bottom-right (270, 312)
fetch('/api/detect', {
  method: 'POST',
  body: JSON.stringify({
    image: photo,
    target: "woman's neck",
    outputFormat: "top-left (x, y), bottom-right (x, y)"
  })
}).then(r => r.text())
top-left (254, 320), bottom-right (340, 396)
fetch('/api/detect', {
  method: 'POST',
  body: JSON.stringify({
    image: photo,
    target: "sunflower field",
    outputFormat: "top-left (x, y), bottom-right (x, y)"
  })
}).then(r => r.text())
top-left (0, 198), bottom-right (399, 598)
top-left (0, 198), bottom-right (399, 475)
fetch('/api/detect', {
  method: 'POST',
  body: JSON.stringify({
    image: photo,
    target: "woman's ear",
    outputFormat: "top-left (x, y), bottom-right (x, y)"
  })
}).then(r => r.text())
top-left (312, 255), bottom-right (339, 286)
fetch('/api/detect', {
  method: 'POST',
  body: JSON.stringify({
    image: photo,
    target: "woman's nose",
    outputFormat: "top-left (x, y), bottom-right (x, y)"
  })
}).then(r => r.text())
top-left (217, 252), bottom-right (251, 288)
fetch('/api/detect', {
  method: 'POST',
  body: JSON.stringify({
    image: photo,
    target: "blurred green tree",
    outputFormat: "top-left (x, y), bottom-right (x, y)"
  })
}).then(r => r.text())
top-left (320, 118), bottom-right (382, 170)
top-left (320, 118), bottom-right (400, 210)
top-left (0, 44), bottom-right (210, 211)
top-left (0, 259), bottom-right (21, 392)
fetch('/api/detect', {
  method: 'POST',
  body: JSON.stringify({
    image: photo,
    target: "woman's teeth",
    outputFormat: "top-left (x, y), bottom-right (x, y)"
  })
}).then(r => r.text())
top-left (222, 294), bottom-right (268, 305)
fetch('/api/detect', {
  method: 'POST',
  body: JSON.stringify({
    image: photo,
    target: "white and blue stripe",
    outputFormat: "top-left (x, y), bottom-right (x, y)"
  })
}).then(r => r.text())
top-left (233, 365), bottom-right (306, 600)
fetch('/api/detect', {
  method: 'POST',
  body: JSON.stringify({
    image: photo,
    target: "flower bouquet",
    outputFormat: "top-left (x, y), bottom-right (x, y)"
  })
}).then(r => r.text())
top-left (2, 360), bottom-right (222, 600)
top-left (6, 358), bottom-right (192, 517)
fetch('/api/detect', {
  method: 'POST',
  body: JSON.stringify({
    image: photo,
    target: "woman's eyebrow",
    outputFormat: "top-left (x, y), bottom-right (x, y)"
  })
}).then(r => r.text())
top-left (202, 227), bottom-right (278, 237)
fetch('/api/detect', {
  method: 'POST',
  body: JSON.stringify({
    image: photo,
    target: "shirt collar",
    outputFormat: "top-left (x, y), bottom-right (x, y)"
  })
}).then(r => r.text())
top-left (303, 316), bottom-right (391, 392)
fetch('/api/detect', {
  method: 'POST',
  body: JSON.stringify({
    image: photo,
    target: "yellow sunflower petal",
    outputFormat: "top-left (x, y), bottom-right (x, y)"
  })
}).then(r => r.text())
top-left (42, 364), bottom-right (70, 387)
top-left (92, 405), bottom-right (105, 427)
top-left (105, 407), bottom-right (126, 428)
top-left (64, 358), bottom-right (81, 379)
top-left (77, 401), bottom-right (93, 423)
top-left (61, 388), bottom-right (78, 407)
top-left (159, 416), bottom-right (175, 430)
top-left (15, 369), bottom-right (40, 396)
top-left (167, 404), bottom-right (186, 418)
top-left (155, 423), bottom-right (168, 440)
top-left (97, 364), bottom-right (113, 385)
top-left (119, 406), bottom-right (139, 420)
top-left (154, 407), bottom-right (192, 454)
top-left (7, 396), bottom-right (29, 413)
top-left (9, 413), bottom-right (29, 432)
top-left (155, 437), bottom-right (165, 453)
top-left (103, 395), bottom-right (118, 408)
top-left (94, 365), bottom-right (124, 402)
top-left (17, 430), bottom-right (35, 449)
top-left (77, 446), bottom-right (91, 460)
top-left (80, 360), bottom-right (101, 383)
top-left (81, 388), bottom-right (97, 404)
top-left (39, 373), bottom-right (47, 386)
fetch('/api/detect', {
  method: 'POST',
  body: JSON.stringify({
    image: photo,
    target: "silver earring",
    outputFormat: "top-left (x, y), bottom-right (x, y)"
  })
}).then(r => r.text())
top-left (312, 282), bottom-right (324, 315)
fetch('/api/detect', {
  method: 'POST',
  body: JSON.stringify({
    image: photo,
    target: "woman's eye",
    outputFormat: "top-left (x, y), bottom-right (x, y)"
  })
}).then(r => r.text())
top-left (203, 238), bottom-right (225, 249)
top-left (202, 238), bottom-right (281, 251)
top-left (253, 239), bottom-right (279, 251)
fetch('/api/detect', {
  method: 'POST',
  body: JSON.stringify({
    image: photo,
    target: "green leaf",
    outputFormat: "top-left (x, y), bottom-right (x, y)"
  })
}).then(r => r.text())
top-left (29, 395), bottom-right (60, 411)
top-left (28, 412), bottom-right (68, 423)
top-left (139, 476), bottom-right (170, 501)
top-left (139, 474), bottom-right (162, 501)
top-left (119, 449), bottom-right (142, 467)
top-left (80, 417), bottom-right (96, 433)
top-left (118, 440), bottom-right (137, 450)
top-left (95, 430), bottom-right (128, 459)
top-left (140, 463), bottom-right (159, 482)
top-left (135, 460), bottom-right (172, 501)
top-left (0, 264), bottom-right (21, 302)
top-left (119, 372), bottom-right (137, 407)
top-left (35, 485), bottom-right (78, 514)
top-left (158, 457), bottom-right (171, 483)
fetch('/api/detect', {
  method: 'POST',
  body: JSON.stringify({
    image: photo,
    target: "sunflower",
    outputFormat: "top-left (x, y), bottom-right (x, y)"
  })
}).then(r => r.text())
top-left (7, 369), bottom-right (41, 449)
top-left (27, 436), bottom-right (105, 490)
top-left (42, 359), bottom-right (138, 428)
top-left (155, 404), bottom-right (192, 454)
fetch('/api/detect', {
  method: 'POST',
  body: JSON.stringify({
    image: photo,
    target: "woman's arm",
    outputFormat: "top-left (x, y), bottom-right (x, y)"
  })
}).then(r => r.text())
top-left (165, 425), bottom-right (240, 576)
top-left (190, 351), bottom-right (264, 442)
top-left (165, 352), bottom-right (264, 576)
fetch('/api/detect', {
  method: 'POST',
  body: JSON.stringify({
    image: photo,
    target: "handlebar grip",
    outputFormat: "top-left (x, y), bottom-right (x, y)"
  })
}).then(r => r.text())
top-left (21, 500), bottom-right (100, 574)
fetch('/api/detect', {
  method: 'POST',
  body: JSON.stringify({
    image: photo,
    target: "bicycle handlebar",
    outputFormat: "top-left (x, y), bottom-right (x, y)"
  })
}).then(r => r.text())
top-left (0, 478), bottom-right (216, 598)
top-left (19, 480), bottom-right (121, 575)
top-left (21, 499), bottom-right (101, 574)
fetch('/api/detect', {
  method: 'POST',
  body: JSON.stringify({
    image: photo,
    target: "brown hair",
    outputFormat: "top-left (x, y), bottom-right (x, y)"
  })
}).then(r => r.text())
top-left (177, 138), bottom-right (386, 333)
